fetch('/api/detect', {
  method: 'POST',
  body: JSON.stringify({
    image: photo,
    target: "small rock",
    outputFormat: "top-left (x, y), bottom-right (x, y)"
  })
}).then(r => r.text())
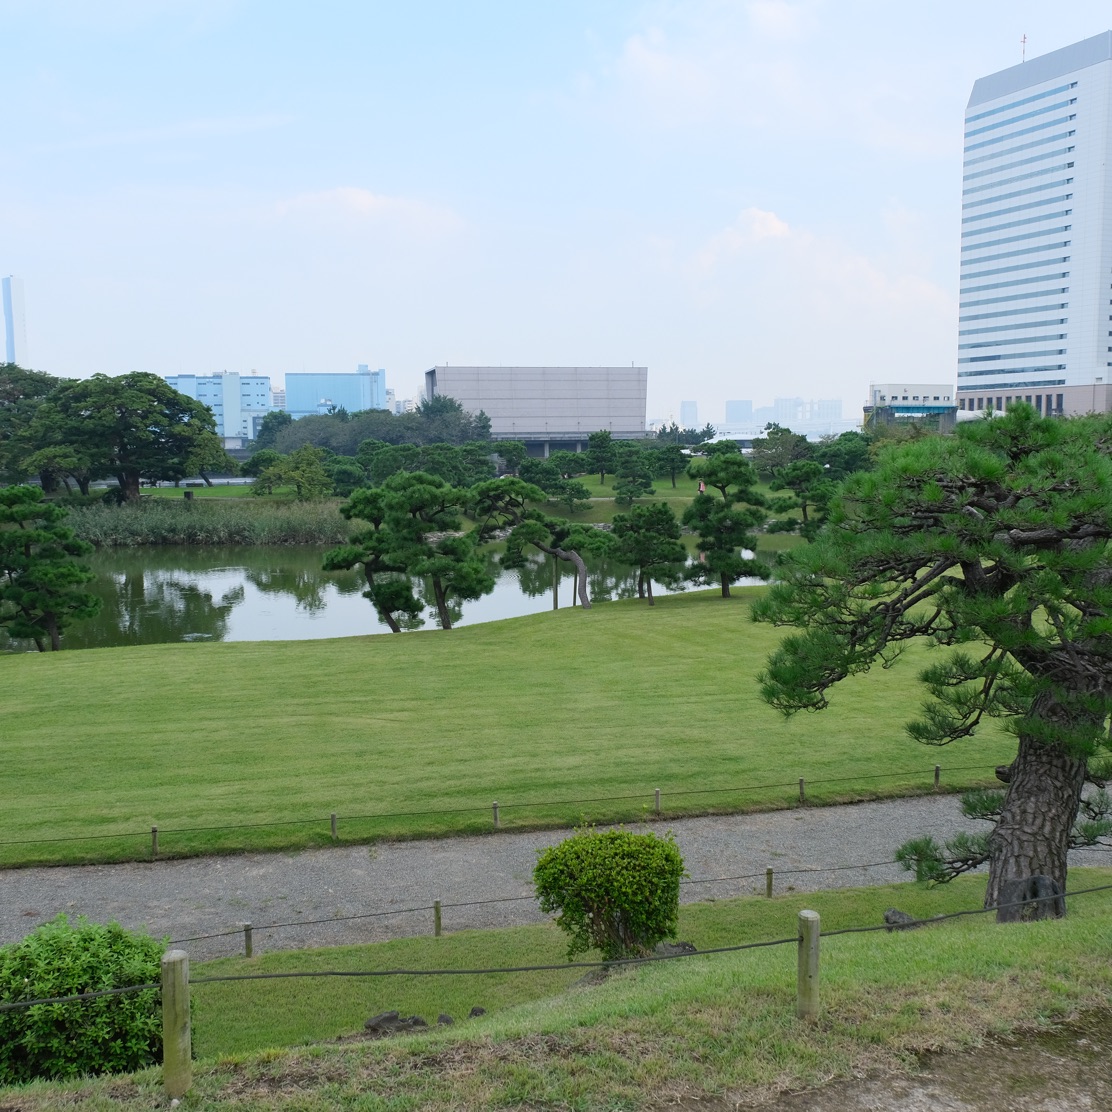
top-left (469, 1005), bottom-right (486, 1018)
top-left (653, 940), bottom-right (697, 957)
top-left (884, 908), bottom-right (921, 931)
top-left (364, 1010), bottom-right (401, 1032)
top-left (406, 1015), bottom-right (428, 1028)
top-left (437, 1013), bottom-right (454, 1026)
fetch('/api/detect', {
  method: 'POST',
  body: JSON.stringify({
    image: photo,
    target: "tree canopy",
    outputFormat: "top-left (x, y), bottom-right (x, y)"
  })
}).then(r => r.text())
top-left (29, 373), bottom-right (225, 500)
top-left (683, 454), bottom-right (769, 597)
top-left (0, 486), bottom-right (100, 651)
top-left (753, 406), bottom-right (1112, 918)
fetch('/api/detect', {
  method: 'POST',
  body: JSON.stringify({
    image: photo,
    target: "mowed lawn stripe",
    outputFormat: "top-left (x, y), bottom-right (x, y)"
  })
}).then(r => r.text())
top-left (1, 590), bottom-right (1015, 864)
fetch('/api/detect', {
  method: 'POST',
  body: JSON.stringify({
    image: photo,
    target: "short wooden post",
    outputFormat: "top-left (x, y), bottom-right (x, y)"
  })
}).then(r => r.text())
top-left (796, 910), bottom-right (820, 1022)
top-left (330, 812), bottom-right (338, 840)
top-left (765, 866), bottom-right (773, 899)
top-left (492, 801), bottom-right (499, 828)
top-left (151, 826), bottom-right (158, 860)
top-left (934, 764), bottom-right (941, 790)
top-left (654, 788), bottom-right (661, 814)
top-left (798, 778), bottom-right (806, 804)
top-left (434, 900), bottom-right (442, 938)
top-left (161, 949), bottom-right (191, 1098)
top-left (243, 922), bottom-right (253, 958)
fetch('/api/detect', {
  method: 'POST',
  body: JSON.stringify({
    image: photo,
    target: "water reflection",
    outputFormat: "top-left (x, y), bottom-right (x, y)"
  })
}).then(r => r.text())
top-left (0, 545), bottom-right (762, 652)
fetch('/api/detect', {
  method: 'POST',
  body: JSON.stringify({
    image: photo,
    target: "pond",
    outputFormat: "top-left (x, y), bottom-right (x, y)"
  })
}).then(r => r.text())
top-left (1, 546), bottom-right (761, 652)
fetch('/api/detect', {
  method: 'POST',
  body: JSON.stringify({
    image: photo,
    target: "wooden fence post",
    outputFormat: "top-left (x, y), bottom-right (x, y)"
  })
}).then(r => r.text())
top-left (798, 778), bottom-right (806, 804)
top-left (796, 910), bottom-right (820, 1022)
top-left (434, 900), bottom-right (442, 938)
top-left (492, 801), bottom-right (499, 828)
top-left (151, 826), bottom-right (158, 860)
top-left (330, 812), bottom-right (338, 840)
top-left (243, 922), bottom-right (253, 958)
top-left (654, 788), bottom-right (661, 814)
top-left (765, 867), bottom-right (773, 899)
top-left (934, 764), bottom-right (941, 790)
top-left (161, 949), bottom-right (191, 1098)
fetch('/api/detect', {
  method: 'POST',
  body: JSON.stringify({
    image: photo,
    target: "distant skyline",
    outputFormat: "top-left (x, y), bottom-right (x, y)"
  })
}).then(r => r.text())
top-left (4, 2), bottom-right (1111, 424)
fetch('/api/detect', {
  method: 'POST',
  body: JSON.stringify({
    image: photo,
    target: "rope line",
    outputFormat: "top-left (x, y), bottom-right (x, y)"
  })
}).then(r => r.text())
top-left (8, 883), bottom-right (1112, 1013)
top-left (0, 765), bottom-right (1001, 848)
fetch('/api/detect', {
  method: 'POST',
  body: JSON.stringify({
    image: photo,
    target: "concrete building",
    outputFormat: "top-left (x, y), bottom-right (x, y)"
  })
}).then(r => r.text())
top-left (958, 31), bottom-right (1112, 417)
top-left (165, 372), bottom-right (273, 446)
top-left (424, 366), bottom-right (647, 454)
top-left (2, 276), bottom-right (28, 366)
top-left (865, 383), bottom-right (957, 432)
top-left (285, 365), bottom-right (387, 418)
top-left (679, 400), bottom-right (699, 429)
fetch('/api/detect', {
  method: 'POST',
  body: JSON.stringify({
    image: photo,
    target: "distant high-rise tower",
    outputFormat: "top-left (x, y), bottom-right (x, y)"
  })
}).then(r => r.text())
top-left (959, 31), bottom-right (1112, 417)
top-left (2, 276), bottom-right (28, 365)
top-left (679, 400), bottom-right (698, 428)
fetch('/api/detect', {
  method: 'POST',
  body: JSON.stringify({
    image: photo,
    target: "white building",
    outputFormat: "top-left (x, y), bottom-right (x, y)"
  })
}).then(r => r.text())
top-left (958, 31), bottom-right (1112, 417)
top-left (2, 276), bottom-right (28, 366)
top-left (165, 372), bottom-right (273, 446)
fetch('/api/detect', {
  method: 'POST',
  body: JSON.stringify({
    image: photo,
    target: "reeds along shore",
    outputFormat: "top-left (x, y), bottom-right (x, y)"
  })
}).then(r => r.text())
top-left (65, 499), bottom-right (351, 547)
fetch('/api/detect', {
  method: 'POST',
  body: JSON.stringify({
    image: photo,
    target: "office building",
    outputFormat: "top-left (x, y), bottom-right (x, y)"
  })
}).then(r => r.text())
top-left (285, 365), bottom-right (387, 418)
top-left (2, 276), bottom-right (28, 365)
top-left (865, 383), bottom-right (957, 432)
top-left (165, 372), bottom-right (273, 445)
top-left (958, 31), bottom-right (1112, 417)
top-left (424, 366), bottom-right (647, 454)
top-left (679, 400), bottom-right (699, 429)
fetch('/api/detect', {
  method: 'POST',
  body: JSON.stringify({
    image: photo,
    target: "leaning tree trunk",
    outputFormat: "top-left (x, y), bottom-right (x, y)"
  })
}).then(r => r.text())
top-left (986, 731), bottom-right (1087, 919)
top-left (537, 544), bottom-right (591, 609)
top-left (431, 577), bottom-right (453, 630)
top-left (363, 569), bottom-right (402, 633)
top-left (646, 576), bottom-right (655, 607)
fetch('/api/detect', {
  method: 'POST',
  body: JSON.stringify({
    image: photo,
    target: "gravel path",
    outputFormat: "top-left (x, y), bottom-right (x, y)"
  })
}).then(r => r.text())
top-left (3, 795), bottom-right (1110, 960)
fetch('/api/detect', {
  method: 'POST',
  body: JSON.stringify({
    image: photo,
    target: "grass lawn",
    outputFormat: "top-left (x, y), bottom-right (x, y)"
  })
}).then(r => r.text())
top-left (1, 589), bottom-right (1014, 867)
top-left (7, 870), bottom-right (1112, 1109)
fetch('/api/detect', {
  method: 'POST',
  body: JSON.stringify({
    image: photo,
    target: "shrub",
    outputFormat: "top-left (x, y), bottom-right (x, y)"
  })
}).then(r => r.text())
top-left (0, 915), bottom-right (164, 1083)
top-left (534, 828), bottom-right (685, 960)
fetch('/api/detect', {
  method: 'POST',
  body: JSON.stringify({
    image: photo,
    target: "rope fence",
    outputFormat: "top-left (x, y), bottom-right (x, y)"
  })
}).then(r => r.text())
top-left (0, 762), bottom-right (1003, 859)
top-left (5, 881), bottom-right (1112, 1100)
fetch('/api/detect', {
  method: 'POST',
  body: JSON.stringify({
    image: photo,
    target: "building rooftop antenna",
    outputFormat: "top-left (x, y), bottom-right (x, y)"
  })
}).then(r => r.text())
top-left (1021, 33), bottom-right (1027, 63)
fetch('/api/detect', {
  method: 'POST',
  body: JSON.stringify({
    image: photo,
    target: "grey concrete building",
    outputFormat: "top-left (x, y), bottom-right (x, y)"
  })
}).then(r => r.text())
top-left (424, 366), bottom-right (647, 454)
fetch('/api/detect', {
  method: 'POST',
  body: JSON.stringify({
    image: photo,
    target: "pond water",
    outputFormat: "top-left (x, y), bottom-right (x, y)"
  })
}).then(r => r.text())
top-left (1, 545), bottom-right (759, 652)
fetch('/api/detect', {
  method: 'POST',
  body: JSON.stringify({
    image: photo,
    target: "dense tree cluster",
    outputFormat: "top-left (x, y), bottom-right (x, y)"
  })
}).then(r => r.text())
top-left (0, 364), bottom-right (233, 499)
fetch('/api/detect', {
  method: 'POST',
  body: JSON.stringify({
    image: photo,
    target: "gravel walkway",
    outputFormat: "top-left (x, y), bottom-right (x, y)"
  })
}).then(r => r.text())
top-left (3, 795), bottom-right (1110, 960)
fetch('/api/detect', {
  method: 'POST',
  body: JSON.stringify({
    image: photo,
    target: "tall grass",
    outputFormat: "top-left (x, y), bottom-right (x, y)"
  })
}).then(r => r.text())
top-left (66, 500), bottom-right (350, 547)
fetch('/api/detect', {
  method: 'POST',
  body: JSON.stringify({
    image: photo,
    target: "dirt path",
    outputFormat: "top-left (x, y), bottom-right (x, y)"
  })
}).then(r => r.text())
top-left (3, 795), bottom-right (1111, 960)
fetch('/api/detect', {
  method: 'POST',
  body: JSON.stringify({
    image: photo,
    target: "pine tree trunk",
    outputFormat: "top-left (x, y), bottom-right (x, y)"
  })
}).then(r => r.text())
top-left (432, 577), bottom-right (453, 629)
top-left (986, 731), bottom-right (1087, 918)
top-left (720, 573), bottom-right (731, 598)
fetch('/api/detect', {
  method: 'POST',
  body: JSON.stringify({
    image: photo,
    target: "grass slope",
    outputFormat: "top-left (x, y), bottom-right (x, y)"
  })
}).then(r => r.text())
top-left (5, 871), bottom-right (1112, 1110)
top-left (2, 589), bottom-right (1012, 866)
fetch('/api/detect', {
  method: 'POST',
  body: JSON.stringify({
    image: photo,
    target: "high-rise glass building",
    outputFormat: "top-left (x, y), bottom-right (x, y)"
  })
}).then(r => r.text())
top-left (285, 365), bottom-right (387, 418)
top-left (2, 275), bottom-right (28, 365)
top-left (958, 31), bottom-right (1112, 417)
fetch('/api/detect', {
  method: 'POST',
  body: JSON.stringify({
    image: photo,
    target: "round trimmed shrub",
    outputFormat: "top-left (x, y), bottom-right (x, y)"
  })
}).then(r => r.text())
top-left (534, 828), bottom-right (686, 960)
top-left (0, 915), bottom-right (164, 1083)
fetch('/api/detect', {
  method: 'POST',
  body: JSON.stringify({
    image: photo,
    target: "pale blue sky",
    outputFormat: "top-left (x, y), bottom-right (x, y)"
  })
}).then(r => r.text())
top-left (4, 1), bottom-right (1110, 425)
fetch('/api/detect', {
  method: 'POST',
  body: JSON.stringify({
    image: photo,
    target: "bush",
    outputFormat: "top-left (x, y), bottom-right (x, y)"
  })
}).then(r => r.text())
top-left (0, 915), bottom-right (164, 1083)
top-left (534, 828), bottom-right (685, 960)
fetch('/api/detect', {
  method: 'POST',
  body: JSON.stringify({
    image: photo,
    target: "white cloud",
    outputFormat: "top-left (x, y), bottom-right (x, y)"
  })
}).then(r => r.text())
top-left (746, 0), bottom-right (818, 40)
top-left (271, 187), bottom-right (465, 240)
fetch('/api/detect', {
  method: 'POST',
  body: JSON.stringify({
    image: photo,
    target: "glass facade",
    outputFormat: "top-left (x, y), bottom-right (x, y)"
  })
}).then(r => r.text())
top-left (957, 34), bottom-right (1112, 413)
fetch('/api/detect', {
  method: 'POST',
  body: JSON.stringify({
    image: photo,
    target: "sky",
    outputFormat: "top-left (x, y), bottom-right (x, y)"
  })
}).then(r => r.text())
top-left (4, 1), bottom-right (1112, 427)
